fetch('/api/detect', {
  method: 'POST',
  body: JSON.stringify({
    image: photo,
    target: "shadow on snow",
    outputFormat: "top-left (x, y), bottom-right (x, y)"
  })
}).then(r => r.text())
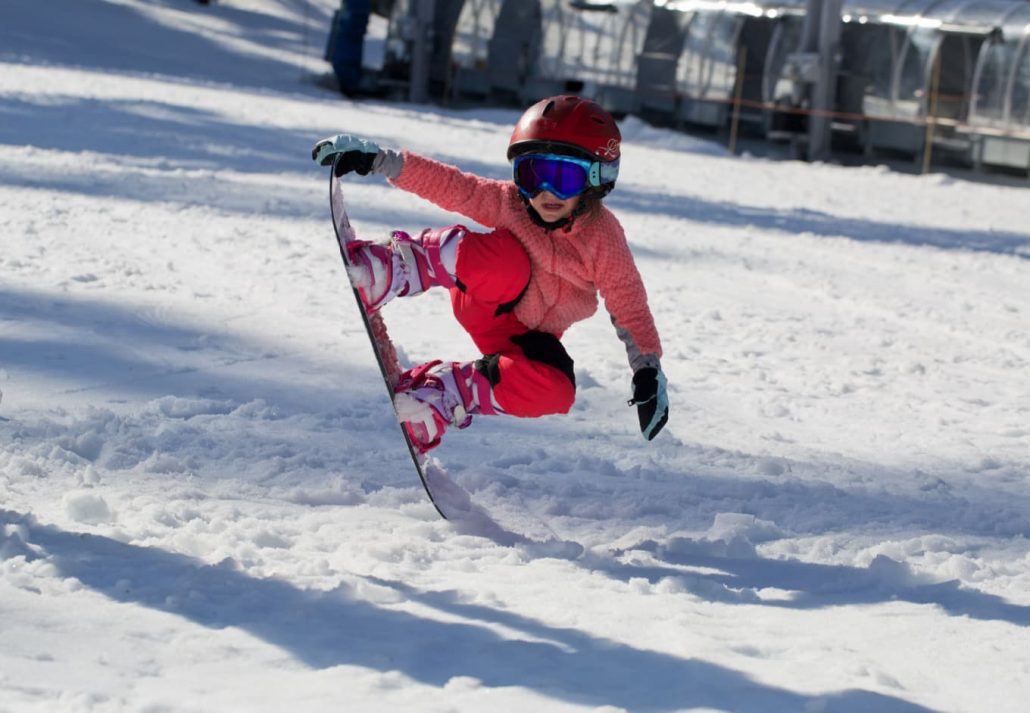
top-left (0, 95), bottom-right (486, 230)
top-left (0, 286), bottom-right (344, 414)
top-left (1, 509), bottom-right (935, 713)
top-left (607, 187), bottom-right (1030, 259)
top-left (590, 541), bottom-right (1030, 629)
top-left (0, 285), bottom-right (420, 489)
top-left (0, 0), bottom-right (330, 91)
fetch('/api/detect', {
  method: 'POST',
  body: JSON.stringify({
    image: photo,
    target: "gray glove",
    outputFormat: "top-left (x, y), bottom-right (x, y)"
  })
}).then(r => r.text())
top-left (311, 134), bottom-right (403, 179)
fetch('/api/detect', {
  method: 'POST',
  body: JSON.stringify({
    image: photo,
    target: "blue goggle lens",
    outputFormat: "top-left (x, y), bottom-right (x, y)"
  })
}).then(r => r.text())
top-left (513, 154), bottom-right (594, 200)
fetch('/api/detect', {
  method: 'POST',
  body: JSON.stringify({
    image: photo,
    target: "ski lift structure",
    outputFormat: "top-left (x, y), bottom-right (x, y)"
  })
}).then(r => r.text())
top-left (523, 0), bottom-right (654, 113)
top-left (962, 1), bottom-right (1030, 172)
top-left (635, 1), bottom-right (809, 132)
top-left (827, 0), bottom-right (1030, 171)
top-left (446, 0), bottom-right (505, 100)
top-left (655, 0), bottom-right (1030, 171)
top-left (452, 0), bottom-right (539, 100)
top-left (381, 0), bottom-right (540, 101)
top-left (382, 0), bottom-right (656, 112)
top-left (372, 0), bottom-right (1030, 174)
top-left (381, 0), bottom-right (466, 96)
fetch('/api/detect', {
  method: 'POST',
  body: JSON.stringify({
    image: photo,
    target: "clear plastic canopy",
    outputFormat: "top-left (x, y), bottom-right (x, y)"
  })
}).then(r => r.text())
top-left (382, 0), bottom-right (1030, 155)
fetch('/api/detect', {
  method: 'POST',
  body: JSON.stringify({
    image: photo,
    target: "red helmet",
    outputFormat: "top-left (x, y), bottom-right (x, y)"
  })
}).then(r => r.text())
top-left (507, 95), bottom-right (621, 164)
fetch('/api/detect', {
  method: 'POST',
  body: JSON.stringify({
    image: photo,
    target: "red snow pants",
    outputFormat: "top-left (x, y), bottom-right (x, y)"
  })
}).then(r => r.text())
top-left (450, 228), bottom-right (576, 418)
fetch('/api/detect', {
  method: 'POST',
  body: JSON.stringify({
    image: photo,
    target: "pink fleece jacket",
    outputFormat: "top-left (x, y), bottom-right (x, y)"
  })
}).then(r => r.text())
top-left (391, 151), bottom-right (662, 363)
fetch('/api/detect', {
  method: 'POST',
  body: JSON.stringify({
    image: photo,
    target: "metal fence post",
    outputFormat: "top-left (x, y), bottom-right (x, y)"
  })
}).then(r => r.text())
top-left (409, 0), bottom-right (435, 104)
top-left (922, 50), bottom-right (943, 174)
top-left (729, 47), bottom-right (747, 154)
top-left (808, 0), bottom-right (842, 162)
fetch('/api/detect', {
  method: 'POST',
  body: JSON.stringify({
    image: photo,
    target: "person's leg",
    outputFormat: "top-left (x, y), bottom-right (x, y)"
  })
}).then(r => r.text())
top-left (396, 229), bottom-right (579, 451)
top-left (448, 230), bottom-right (575, 416)
top-left (394, 334), bottom-right (576, 453)
top-left (345, 225), bottom-right (464, 311)
top-left (476, 331), bottom-right (576, 418)
top-left (392, 227), bottom-right (533, 451)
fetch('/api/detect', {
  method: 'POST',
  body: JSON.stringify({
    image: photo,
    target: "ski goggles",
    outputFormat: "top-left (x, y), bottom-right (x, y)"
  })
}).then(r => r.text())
top-left (511, 153), bottom-right (619, 200)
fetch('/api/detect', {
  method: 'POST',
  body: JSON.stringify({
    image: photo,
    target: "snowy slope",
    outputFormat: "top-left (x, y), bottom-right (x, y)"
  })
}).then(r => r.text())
top-left (1, 1), bottom-right (1029, 711)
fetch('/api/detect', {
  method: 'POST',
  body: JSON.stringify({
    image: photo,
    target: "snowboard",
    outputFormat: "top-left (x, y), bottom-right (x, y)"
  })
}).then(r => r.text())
top-left (328, 162), bottom-right (447, 520)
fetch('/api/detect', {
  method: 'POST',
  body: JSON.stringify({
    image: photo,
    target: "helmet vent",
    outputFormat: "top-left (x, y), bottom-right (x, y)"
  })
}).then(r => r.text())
top-left (542, 100), bottom-right (556, 115)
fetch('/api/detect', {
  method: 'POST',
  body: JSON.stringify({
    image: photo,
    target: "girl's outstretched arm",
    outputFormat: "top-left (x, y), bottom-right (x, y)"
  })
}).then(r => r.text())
top-left (312, 135), bottom-right (509, 228)
top-left (390, 151), bottom-right (510, 228)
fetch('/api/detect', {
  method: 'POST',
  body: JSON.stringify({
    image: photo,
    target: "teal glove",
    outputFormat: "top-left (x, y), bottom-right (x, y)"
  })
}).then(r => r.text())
top-left (629, 367), bottom-right (669, 441)
top-left (311, 134), bottom-right (381, 176)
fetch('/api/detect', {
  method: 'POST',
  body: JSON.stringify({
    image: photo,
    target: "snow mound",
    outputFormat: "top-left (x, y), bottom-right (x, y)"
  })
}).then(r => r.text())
top-left (62, 491), bottom-right (114, 526)
top-left (619, 116), bottom-right (731, 157)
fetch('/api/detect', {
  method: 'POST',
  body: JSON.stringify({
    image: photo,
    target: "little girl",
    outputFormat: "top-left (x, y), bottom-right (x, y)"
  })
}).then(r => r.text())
top-left (313, 95), bottom-right (668, 452)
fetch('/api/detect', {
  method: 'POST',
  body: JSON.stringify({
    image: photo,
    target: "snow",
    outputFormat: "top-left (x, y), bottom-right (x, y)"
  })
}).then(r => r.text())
top-left (1, 1), bottom-right (1029, 711)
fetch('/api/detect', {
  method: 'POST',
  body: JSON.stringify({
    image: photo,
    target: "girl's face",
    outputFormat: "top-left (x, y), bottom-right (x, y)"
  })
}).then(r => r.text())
top-left (528, 190), bottom-right (581, 223)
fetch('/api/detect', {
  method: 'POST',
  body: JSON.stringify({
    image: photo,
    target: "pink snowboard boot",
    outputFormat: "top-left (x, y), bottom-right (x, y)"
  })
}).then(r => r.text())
top-left (345, 226), bottom-right (465, 311)
top-left (394, 360), bottom-right (504, 453)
